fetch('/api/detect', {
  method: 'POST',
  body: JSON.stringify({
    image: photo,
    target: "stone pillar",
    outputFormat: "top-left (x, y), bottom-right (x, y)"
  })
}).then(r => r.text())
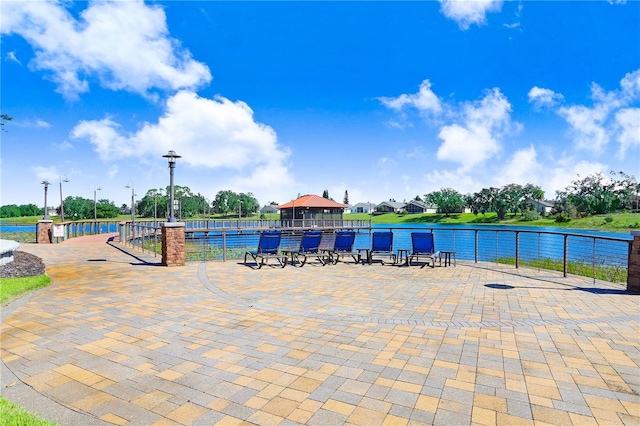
top-left (161, 222), bottom-right (185, 267)
top-left (627, 230), bottom-right (640, 294)
top-left (37, 220), bottom-right (53, 244)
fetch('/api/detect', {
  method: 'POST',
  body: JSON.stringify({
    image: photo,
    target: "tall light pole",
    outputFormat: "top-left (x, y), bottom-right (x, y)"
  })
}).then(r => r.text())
top-left (59, 175), bottom-right (69, 222)
top-left (238, 199), bottom-right (243, 228)
top-left (125, 184), bottom-right (135, 223)
top-left (163, 150), bottom-right (181, 222)
top-left (94, 185), bottom-right (101, 221)
top-left (41, 180), bottom-right (51, 220)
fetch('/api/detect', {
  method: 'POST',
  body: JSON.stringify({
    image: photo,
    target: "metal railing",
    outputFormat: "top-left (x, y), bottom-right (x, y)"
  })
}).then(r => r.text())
top-left (184, 226), bottom-right (632, 284)
top-left (3, 220), bottom-right (632, 284)
top-left (120, 221), bottom-right (163, 257)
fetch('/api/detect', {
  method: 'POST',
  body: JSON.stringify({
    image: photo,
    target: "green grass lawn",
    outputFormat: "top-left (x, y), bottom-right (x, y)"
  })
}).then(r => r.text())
top-left (0, 396), bottom-right (58, 425)
top-left (345, 211), bottom-right (639, 232)
top-left (1, 275), bottom-right (51, 306)
top-left (0, 274), bottom-right (55, 425)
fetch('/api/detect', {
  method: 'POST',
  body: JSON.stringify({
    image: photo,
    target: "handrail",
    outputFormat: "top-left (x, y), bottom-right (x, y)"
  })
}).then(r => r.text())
top-left (181, 226), bottom-right (632, 284)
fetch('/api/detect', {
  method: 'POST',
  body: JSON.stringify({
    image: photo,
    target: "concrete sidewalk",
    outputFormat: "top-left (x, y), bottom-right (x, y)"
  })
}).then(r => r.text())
top-left (1, 235), bottom-right (638, 425)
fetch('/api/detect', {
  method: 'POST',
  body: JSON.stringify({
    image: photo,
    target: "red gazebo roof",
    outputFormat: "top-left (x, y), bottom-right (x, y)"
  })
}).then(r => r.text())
top-left (278, 195), bottom-right (347, 209)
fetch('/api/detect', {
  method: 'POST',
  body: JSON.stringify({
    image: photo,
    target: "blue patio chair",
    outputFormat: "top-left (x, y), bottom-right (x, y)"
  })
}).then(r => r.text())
top-left (408, 232), bottom-right (439, 268)
top-left (244, 230), bottom-right (287, 269)
top-left (283, 230), bottom-right (328, 267)
top-left (367, 231), bottom-right (397, 265)
top-left (325, 231), bottom-right (362, 265)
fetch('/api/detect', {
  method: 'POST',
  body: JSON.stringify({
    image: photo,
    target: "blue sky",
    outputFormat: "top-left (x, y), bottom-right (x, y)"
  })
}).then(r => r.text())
top-left (2, 0), bottom-right (639, 210)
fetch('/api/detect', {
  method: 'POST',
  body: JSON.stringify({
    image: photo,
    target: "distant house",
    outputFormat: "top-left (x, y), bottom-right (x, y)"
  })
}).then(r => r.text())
top-left (528, 199), bottom-right (554, 214)
top-left (402, 200), bottom-right (437, 214)
top-left (278, 194), bottom-right (347, 223)
top-left (260, 204), bottom-right (279, 215)
top-left (375, 201), bottom-right (405, 214)
top-left (351, 202), bottom-right (376, 214)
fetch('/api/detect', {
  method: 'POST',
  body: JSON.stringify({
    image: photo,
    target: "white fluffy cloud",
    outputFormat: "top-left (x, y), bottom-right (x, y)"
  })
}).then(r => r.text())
top-left (544, 159), bottom-right (608, 197)
top-left (558, 103), bottom-right (610, 153)
top-left (438, 0), bottom-right (503, 30)
top-left (377, 80), bottom-right (442, 115)
top-left (614, 108), bottom-right (640, 157)
top-left (536, 69), bottom-right (640, 156)
top-left (379, 82), bottom-right (519, 173)
top-left (528, 86), bottom-right (564, 109)
top-left (1, 0), bottom-right (211, 99)
top-left (437, 88), bottom-right (518, 171)
top-left (499, 146), bottom-right (541, 187)
top-left (71, 90), bottom-right (292, 189)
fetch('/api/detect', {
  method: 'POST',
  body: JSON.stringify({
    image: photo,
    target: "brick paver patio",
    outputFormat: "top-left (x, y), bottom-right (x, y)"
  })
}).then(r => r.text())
top-left (1, 234), bottom-right (638, 425)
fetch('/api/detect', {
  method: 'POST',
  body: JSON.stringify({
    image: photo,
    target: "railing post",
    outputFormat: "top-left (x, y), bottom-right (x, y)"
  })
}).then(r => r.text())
top-left (475, 230), bottom-right (478, 263)
top-left (592, 238), bottom-right (597, 284)
top-left (36, 220), bottom-right (53, 244)
top-left (627, 231), bottom-right (640, 294)
top-left (515, 231), bottom-right (519, 269)
top-left (222, 230), bottom-right (227, 262)
top-left (563, 234), bottom-right (568, 278)
top-left (161, 222), bottom-right (185, 267)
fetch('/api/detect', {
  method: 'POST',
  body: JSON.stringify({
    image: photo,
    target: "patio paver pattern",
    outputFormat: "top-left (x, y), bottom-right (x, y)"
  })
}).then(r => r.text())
top-left (1, 234), bottom-right (638, 425)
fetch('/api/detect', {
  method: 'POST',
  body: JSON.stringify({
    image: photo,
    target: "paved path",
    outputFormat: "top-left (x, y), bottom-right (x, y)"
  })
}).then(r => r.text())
top-left (1, 235), bottom-right (638, 425)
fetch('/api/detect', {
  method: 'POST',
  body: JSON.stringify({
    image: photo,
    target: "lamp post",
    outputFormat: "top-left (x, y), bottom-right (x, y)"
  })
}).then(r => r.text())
top-left (125, 184), bottom-right (135, 222)
top-left (162, 150), bottom-right (182, 222)
top-left (238, 199), bottom-right (243, 228)
top-left (59, 175), bottom-right (69, 222)
top-left (41, 180), bottom-right (51, 220)
top-left (94, 185), bottom-right (101, 221)
top-left (125, 183), bottom-right (135, 245)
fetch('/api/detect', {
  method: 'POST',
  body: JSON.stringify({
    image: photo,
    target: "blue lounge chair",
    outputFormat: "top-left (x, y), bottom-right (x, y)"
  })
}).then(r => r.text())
top-left (367, 231), bottom-right (397, 265)
top-left (325, 231), bottom-right (362, 265)
top-left (408, 232), bottom-right (439, 268)
top-left (244, 230), bottom-right (287, 269)
top-left (283, 230), bottom-right (327, 267)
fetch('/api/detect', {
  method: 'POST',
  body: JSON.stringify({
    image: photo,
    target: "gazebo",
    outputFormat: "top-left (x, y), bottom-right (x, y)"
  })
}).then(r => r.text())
top-left (278, 195), bottom-right (347, 225)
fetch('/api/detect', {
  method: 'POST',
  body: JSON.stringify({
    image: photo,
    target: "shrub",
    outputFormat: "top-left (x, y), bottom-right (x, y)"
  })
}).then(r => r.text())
top-left (555, 213), bottom-right (572, 223)
top-left (604, 215), bottom-right (614, 224)
top-left (520, 210), bottom-right (539, 222)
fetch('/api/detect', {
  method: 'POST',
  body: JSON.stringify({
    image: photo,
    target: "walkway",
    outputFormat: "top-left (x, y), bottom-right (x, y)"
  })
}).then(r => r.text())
top-left (1, 235), bottom-right (638, 425)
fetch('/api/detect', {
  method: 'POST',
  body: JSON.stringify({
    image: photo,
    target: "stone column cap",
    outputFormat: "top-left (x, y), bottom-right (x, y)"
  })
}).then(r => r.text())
top-left (162, 222), bottom-right (185, 228)
top-left (38, 220), bottom-right (54, 223)
top-left (631, 230), bottom-right (640, 237)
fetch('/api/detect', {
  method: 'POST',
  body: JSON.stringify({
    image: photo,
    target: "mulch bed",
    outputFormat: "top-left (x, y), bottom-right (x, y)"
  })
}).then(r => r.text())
top-left (0, 251), bottom-right (46, 278)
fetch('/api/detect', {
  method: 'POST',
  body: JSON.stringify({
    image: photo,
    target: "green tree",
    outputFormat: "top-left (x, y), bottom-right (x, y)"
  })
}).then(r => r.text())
top-left (238, 192), bottom-right (259, 217)
top-left (0, 204), bottom-right (21, 218)
top-left (425, 188), bottom-right (465, 217)
top-left (322, 189), bottom-right (329, 199)
top-left (343, 190), bottom-right (349, 205)
top-left (19, 204), bottom-right (41, 217)
top-left (560, 171), bottom-right (637, 215)
top-left (63, 196), bottom-right (93, 220)
top-left (137, 189), bottom-right (167, 219)
top-left (213, 190), bottom-right (237, 217)
top-left (96, 200), bottom-right (119, 218)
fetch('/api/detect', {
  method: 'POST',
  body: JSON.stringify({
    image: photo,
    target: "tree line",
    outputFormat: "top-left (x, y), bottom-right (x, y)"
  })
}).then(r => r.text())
top-left (0, 186), bottom-right (259, 220)
top-left (421, 171), bottom-right (638, 221)
top-left (1, 171), bottom-right (637, 221)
